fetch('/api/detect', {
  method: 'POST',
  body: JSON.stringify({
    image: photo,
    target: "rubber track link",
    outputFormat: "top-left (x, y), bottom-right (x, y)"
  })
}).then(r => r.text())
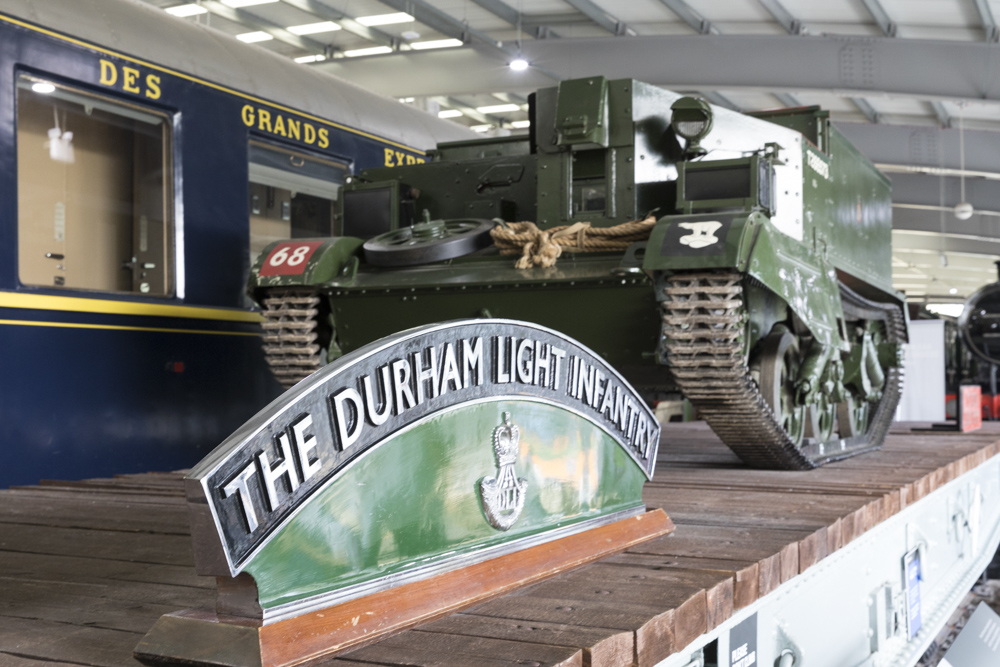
top-left (260, 288), bottom-right (324, 388)
top-left (658, 271), bottom-right (905, 470)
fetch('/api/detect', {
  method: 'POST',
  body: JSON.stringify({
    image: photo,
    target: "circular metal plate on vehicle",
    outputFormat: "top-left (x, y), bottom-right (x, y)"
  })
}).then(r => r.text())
top-left (363, 218), bottom-right (495, 267)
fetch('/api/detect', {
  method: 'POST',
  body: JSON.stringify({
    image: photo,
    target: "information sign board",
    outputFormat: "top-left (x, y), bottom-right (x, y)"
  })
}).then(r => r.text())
top-left (940, 602), bottom-right (1000, 667)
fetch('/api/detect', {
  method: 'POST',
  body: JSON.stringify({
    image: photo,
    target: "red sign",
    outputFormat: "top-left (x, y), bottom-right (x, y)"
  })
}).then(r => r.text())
top-left (961, 385), bottom-right (982, 432)
top-left (258, 241), bottom-right (323, 277)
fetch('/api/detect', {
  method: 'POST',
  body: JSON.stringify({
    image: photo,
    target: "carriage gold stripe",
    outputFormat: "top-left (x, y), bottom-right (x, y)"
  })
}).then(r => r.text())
top-left (0, 319), bottom-right (260, 336)
top-left (0, 292), bottom-right (264, 323)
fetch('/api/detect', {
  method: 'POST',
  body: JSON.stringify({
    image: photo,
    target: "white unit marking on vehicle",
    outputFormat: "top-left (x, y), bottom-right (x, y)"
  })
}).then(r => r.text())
top-left (678, 221), bottom-right (723, 249)
top-left (807, 150), bottom-right (830, 180)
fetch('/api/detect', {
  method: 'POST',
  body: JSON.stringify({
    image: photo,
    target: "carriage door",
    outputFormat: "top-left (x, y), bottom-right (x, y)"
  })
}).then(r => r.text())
top-left (247, 140), bottom-right (347, 268)
top-left (127, 122), bottom-right (171, 294)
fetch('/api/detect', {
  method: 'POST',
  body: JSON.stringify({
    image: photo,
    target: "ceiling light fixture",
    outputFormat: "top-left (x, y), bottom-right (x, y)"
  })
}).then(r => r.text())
top-left (294, 55), bottom-right (327, 64)
top-left (470, 124), bottom-right (492, 133)
top-left (510, 120), bottom-right (531, 129)
top-left (356, 13), bottom-right (414, 26)
top-left (955, 103), bottom-right (974, 221)
top-left (343, 46), bottom-right (394, 57)
top-left (288, 21), bottom-right (341, 35)
top-left (31, 82), bottom-right (56, 94)
top-left (237, 31), bottom-right (273, 43)
top-left (165, 4), bottom-right (208, 17)
top-left (509, 58), bottom-right (529, 71)
top-left (438, 109), bottom-right (463, 118)
top-left (222, 0), bottom-right (278, 7)
top-left (411, 39), bottom-right (463, 50)
top-left (476, 103), bottom-right (520, 114)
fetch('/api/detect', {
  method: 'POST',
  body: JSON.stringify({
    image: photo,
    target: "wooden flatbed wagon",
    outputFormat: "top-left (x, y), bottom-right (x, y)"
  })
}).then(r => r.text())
top-left (3, 422), bottom-right (999, 667)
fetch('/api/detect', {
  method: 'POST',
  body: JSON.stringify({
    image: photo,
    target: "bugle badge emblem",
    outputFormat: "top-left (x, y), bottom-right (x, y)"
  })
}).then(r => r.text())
top-left (478, 412), bottom-right (528, 531)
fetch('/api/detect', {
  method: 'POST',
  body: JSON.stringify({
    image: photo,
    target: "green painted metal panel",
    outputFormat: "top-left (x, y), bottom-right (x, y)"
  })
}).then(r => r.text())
top-left (354, 154), bottom-right (539, 227)
top-left (745, 224), bottom-right (844, 348)
top-left (644, 211), bottom-right (843, 347)
top-left (554, 76), bottom-right (610, 148)
top-left (246, 398), bottom-right (646, 610)
top-left (643, 211), bottom-right (762, 273)
top-left (749, 105), bottom-right (830, 153)
top-left (815, 127), bottom-right (893, 294)
top-left (325, 264), bottom-right (660, 385)
top-left (433, 136), bottom-right (532, 160)
top-left (537, 152), bottom-right (569, 228)
top-left (752, 108), bottom-right (895, 297)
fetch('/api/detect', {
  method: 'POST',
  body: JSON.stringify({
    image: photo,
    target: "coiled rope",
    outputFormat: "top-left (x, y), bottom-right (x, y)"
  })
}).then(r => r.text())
top-left (490, 216), bottom-right (656, 269)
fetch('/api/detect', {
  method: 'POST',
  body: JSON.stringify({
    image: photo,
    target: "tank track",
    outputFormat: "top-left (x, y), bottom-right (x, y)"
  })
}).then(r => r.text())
top-left (658, 271), bottom-right (905, 470)
top-left (260, 288), bottom-right (324, 388)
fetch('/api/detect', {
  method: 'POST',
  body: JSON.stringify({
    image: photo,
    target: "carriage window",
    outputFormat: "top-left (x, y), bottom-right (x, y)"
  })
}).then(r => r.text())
top-left (248, 140), bottom-right (345, 266)
top-left (16, 74), bottom-right (172, 295)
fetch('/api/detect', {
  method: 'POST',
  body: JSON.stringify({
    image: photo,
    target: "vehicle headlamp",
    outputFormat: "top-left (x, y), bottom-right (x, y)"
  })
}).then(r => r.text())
top-left (670, 97), bottom-right (714, 156)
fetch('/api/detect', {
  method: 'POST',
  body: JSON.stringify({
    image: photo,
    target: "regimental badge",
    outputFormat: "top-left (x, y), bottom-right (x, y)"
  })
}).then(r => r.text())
top-left (479, 412), bottom-right (528, 531)
top-left (678, 220), bottom-right (723, 249)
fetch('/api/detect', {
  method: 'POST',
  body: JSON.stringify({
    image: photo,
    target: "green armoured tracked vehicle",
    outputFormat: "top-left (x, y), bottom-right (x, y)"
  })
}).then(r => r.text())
top-left (249, 76), bottom-right (907, 470)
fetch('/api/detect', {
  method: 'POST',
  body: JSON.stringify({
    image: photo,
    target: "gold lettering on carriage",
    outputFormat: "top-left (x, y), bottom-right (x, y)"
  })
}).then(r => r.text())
top-left (98, 59), bottom-right (160, 99)
top-left (240, 104), bottom-right (330, 148)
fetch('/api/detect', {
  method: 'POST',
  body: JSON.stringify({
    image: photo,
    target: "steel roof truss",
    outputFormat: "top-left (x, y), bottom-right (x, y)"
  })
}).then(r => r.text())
top-left (202, 0), bottom-right (326, 52)
top-left (774, 92), bottom-right (802, 107)
top-left (861, 0), bottom-right (897, 37)
top-left (279, 0), bottom-right (396, 47)
top-left (929, 101), bottom-right (953, 128)
top-left (756, 0), bottom-right (805, 35)
top-left (657, 0), bottom-right (719, 35)
top-left (974, 0), bottom-right (1000, 42)
top-left (562, 0), bottom-right (632, 36)
top-left (469, 0), bottom-right (562, 39)
top-left (376, 0), bottom-right (515, 59)
top-left (700, 90), bottom-right (740, 111)
top-left (852, 97), bottom-right (882, 124)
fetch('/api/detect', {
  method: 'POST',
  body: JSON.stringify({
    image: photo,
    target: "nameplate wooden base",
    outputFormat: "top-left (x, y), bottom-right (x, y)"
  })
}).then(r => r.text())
top-left (135, 508), bottom-right (673, 667)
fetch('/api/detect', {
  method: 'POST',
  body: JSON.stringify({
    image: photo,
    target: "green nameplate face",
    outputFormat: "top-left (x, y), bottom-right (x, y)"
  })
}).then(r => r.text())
top-left (186, 319), bottom-right (659, 621)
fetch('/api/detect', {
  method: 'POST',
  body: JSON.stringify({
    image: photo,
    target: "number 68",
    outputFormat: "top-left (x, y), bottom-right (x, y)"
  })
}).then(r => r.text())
top-left (269, 245), bottom-right (311, 267)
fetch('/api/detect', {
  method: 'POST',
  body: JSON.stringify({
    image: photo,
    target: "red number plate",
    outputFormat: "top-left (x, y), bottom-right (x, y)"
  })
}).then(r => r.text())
top-left (259, 242), bottom-right (323, 277)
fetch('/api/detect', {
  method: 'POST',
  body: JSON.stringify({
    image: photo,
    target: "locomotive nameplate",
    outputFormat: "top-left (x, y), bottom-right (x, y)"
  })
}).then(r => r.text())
top-left (137, 319), bottom-right (670, 667)
top-left (198, 319), bottom-right (660, 577)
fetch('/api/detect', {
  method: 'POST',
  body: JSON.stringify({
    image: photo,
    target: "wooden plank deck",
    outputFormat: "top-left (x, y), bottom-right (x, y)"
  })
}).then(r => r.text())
top-left (2, 422), bottom-right (998, 667)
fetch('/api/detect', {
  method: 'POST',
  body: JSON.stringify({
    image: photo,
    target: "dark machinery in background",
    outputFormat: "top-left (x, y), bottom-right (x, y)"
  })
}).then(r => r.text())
top-left (249, 76), bottom-right (908, 470)
top-left (955, 263), bottom-right (1000, 419)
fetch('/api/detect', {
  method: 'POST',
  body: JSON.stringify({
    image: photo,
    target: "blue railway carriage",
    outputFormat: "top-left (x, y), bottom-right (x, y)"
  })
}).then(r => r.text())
top-left (0, 0), bottom-right (472, 488)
